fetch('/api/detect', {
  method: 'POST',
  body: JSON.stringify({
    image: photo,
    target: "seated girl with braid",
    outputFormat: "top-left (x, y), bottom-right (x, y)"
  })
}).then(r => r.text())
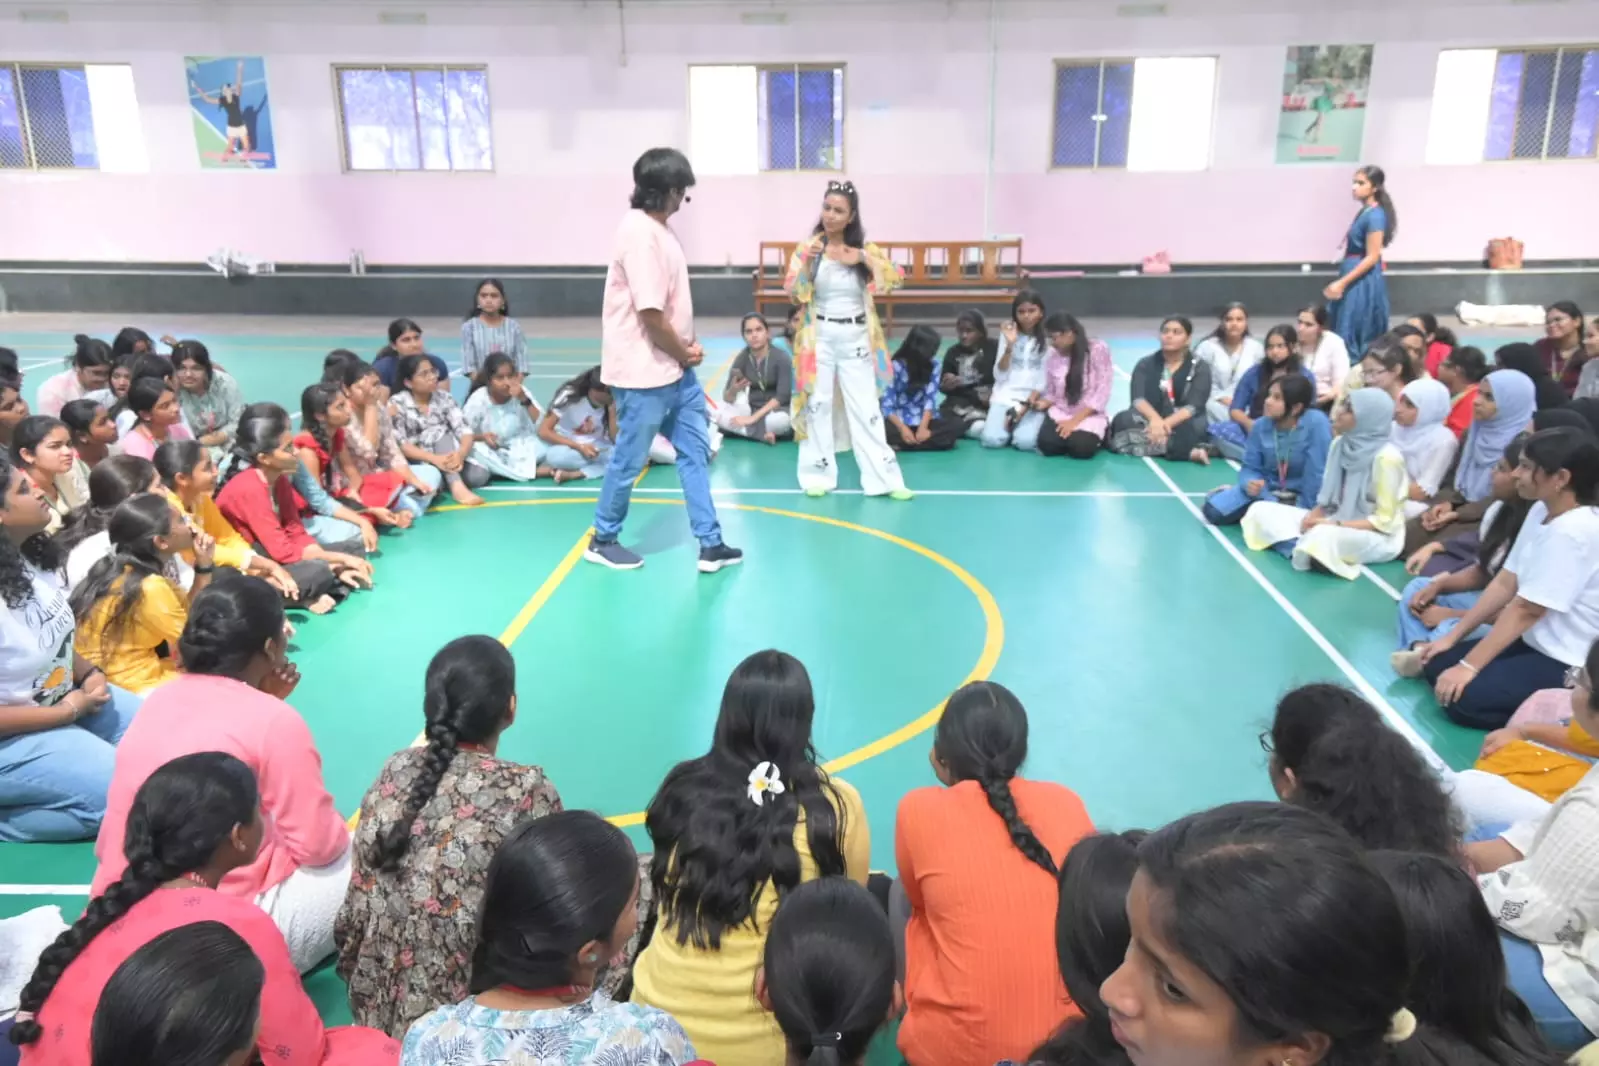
top-left (337, 635), bottom-right (562, 1038)
top-left (894, 681), bottom-right (1095, 1066)
top-left (11, 751), bottom-right (398, 1066)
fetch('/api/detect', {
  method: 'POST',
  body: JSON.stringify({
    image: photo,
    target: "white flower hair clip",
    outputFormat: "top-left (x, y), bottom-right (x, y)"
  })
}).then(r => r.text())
top-left (747, 762), bottom-right (785, 807)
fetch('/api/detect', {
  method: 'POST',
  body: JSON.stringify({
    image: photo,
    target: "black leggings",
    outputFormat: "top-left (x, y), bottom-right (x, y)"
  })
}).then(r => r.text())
top-left (1036, 422), bottom-right (1102, 459)
top-left (888, 416), bottom-right (965, 452)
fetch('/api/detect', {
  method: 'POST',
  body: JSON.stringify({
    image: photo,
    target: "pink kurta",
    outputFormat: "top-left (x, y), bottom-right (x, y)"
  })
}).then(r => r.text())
top-left (1042, 339), bottom-right (1113, 439)
top-left (20, 887), bottom-right (397, 1066)
top-left (91, 673), bottom-right (348, 899)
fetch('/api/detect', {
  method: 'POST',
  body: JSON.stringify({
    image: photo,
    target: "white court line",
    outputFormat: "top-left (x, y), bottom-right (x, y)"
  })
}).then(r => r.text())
top-left (0, 883), bottom-right (87, 895)
top-left (1140, 455), bottom-right (1444, 770)
top-left (1217, 454), bottom-right (1401, 601)
top-left (477, 485), bottom-right (1209, 498)
top-left (1107, 360), bottom-right (1440, 764)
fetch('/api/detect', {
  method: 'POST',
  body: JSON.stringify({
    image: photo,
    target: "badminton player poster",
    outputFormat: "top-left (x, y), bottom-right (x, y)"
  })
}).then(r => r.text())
top-left (185, 56), bottom-right (275, 168)
top-left (1276, 45), bottom-right (1373, 164)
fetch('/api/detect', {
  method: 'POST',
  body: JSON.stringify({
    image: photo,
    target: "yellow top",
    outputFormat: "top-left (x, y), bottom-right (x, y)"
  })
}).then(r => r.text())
top-left (165, 489), bottom-right (254, 572)
top-left (74, 571), bottom-right (187, 693)
top-left (632, 777), bottom-right (871, 1066)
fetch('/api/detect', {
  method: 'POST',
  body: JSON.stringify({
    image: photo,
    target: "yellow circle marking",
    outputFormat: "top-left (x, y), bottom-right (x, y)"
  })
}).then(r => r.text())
top-left (389, 496), bottom-right (1005, 829)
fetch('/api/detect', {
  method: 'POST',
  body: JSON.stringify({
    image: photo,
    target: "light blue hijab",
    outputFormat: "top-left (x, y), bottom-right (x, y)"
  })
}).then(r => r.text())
top-left (1318, 387), bottom-right (1395, 519)
top-left (1456, 369), bottom-right (1537, 502)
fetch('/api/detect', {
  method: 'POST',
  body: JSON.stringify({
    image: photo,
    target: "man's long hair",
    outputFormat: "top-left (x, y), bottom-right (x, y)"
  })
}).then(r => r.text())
top-left (630, 147), bottom-right (696, 211)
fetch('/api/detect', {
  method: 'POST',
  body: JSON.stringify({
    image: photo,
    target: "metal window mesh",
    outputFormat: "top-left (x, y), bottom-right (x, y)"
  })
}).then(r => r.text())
top-left (760, 65), bottom-right (842, 171)
top-left (1489, 47), bottom-right (1599, 161)
top-left (1052, 61), bottom-right (1132, 169)
top-left (1052, 63), bottom-right (1103, 167)
top-left (0, 63), bottom-right (98, 170)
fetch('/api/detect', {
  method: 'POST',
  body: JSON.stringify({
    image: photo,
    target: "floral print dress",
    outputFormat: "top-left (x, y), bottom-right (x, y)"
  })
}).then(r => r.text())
top-left (335, 747), bottom-right (563, 1037)
top-left (401, 992), bottom-right (697, 1066)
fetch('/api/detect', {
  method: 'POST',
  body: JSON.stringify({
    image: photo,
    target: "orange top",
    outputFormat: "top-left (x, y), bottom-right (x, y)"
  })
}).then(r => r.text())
top-left (895, 778), bottom-right (1094, 1066)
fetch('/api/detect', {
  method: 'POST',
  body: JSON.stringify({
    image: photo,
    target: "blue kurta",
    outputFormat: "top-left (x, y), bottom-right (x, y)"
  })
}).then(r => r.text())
top-left (1328, 205), bottom-right (1390, 361)
top-left (1204, 408), bottom-right (1333, 525)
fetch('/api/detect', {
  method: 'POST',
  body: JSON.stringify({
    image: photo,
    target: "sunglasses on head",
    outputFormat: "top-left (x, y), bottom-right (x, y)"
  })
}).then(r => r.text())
top-left (826, 180), bottom-right (856, 195)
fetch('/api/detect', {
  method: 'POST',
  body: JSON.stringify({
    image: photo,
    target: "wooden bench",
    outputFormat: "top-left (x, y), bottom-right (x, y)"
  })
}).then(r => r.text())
top-left (752, 239), bottom-right (1025, 332)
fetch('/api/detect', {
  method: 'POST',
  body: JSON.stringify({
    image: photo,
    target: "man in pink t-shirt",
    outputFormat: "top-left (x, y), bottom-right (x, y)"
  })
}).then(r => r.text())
top-left (586, 147), bottom-right (742, 574)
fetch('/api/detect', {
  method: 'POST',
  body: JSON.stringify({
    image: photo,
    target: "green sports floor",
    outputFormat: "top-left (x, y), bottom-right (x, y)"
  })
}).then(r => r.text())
top-left (0, 321), bottom-right (1490, 1027)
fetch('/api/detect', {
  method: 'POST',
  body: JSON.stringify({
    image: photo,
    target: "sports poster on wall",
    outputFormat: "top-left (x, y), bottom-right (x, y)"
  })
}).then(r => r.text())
top-left (185, 56), bottom-right (276, 168)
top-left (1276, 45), bottom-right (1374, 164)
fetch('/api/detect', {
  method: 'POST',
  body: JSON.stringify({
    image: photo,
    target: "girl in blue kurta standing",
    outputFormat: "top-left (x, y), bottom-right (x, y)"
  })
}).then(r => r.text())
top-left (1325, 165), bottom-right (1397, 360)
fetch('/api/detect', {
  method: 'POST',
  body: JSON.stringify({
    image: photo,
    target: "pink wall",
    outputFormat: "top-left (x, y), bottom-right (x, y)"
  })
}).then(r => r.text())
top-left (2, 0), bottom-right (1598, 267)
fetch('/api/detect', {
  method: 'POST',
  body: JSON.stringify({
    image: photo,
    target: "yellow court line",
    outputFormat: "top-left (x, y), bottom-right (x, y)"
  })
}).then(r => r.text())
top-left (402, 496), bottom-right (1004, 829)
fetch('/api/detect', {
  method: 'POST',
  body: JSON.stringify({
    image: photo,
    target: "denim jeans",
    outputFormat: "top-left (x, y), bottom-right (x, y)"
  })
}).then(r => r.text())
top-left (594, 370), bottom-right (723, 548)
top-left (303, 514), bottom-right (366, 555)
top-left (395, 463), bottom-right (443, 518)
top-left (979, 404), bottom-right (1044, 451)
top-left (1396, 576), bottom-right (1490, 649)
top-left (546, 442), bottom-right (613, 480)
top-left (0, 685), bottom-right (142, 842)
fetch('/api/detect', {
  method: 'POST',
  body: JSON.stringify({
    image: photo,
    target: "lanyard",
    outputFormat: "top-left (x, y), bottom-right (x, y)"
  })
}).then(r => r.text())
top-left (1273, 429), bottom-right (1292, 489)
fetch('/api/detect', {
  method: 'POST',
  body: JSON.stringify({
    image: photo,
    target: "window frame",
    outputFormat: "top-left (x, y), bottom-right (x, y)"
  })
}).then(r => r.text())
top-left (330, 62), bottom-right (495, 174)
top-left (1049, 57), bottom-right (1136, 171)
top-left (0, 60), bottom-right (109, 171)
top-left (1489, 44), bottom-right (1599, 163)
top-left (754, 61), bottom-right (846, 173)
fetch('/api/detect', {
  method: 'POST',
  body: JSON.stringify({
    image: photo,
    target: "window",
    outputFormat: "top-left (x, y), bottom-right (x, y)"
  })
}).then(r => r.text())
top-left (335, 65), bottom-right (493, 172)
top-left (1051, 57), bottom-right (1217, 172)
top-left (1427, 46), bottom-right (1599, 164)
top-left (1052, 60), bottom-right (1134, 168)
top-left (0, 62), bottom-right (146, 171)
top-left (687, 63), bottom-right (843, 175)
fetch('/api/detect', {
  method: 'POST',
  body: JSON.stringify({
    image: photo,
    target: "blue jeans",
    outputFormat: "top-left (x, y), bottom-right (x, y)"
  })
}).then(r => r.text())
top-left (1396, 576), bottom-right (1489, 649)
top-left (395, 463), bottom-right (443, 518)
top-left (545, 441), bottom-right (612, 480)
top-left (980, 405), bottom-right (1044, 450)
top-left (594, 370), bottom-right (723, 548)
top-left (0, 685), bottom-right (142, 842)
top-left (303, 514), bottom-right (366, 553)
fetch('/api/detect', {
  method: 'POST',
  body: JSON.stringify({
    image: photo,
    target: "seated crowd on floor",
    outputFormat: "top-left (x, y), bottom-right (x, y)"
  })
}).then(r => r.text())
top-left (0, 282), bottom-right (1597, 1066)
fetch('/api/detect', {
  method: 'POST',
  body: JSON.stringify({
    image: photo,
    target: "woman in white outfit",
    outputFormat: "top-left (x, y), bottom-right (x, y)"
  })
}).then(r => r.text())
top-left (1194, 302), bottom-right (1264, 425)
top-left (784, 181), bottom-right (912, 500)
top-left (980, 290), bottom-right (1050, 450)
top-left (1297, 303), bottom-right (1351, 408)
top-left (1391, 377), bottom-right (1460, 520)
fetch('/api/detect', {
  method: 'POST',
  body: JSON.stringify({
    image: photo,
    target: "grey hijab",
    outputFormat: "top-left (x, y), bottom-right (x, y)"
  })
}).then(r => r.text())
top-left (1318, 387), bottom-right (1396, 520)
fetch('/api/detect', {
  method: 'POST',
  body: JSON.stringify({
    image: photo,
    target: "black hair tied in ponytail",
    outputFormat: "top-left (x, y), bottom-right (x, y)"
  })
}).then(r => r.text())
top-left (371, 635), bottom-right (516, 871)
top-left (10, 752), bottom-right (258, 1048)
top-left (934, 681), bottom-right (1057, 875)
top-left (763, 878), bottom-right (896, 1066)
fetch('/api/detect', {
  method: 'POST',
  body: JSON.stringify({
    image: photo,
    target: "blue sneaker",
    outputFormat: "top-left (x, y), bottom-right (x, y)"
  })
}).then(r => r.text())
top-left (698, 542), bottom-right (744, 574)
top-left (585, 537), bottom-right (643, 570)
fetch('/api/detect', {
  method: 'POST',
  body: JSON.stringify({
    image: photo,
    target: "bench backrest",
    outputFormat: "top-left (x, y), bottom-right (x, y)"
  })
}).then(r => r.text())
top-left (755, 239), bottom-right (1024, 288)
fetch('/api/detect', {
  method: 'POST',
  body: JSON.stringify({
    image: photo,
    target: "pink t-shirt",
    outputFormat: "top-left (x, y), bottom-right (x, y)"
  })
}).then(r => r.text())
top-left (117, 421), bottom-right (194, 461)
top-left (91, 673), bottom-right (348, 900)
top-left (601, 209), bottom-right (693, 390)
top-left (20, 887), bottom-right (398, 1066)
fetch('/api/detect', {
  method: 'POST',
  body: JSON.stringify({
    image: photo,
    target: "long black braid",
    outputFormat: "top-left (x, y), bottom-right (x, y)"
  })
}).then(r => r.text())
top-left (370, 636), bottom-right (517, 871)
top-left (934, 680), bottom-right (1058, 876)
top-left (9, 752), bottom-right (259, 1048)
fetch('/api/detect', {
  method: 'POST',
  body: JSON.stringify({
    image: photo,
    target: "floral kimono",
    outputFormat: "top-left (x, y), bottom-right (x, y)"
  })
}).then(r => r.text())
top-left (782, 237), bottom-right (903, 442)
